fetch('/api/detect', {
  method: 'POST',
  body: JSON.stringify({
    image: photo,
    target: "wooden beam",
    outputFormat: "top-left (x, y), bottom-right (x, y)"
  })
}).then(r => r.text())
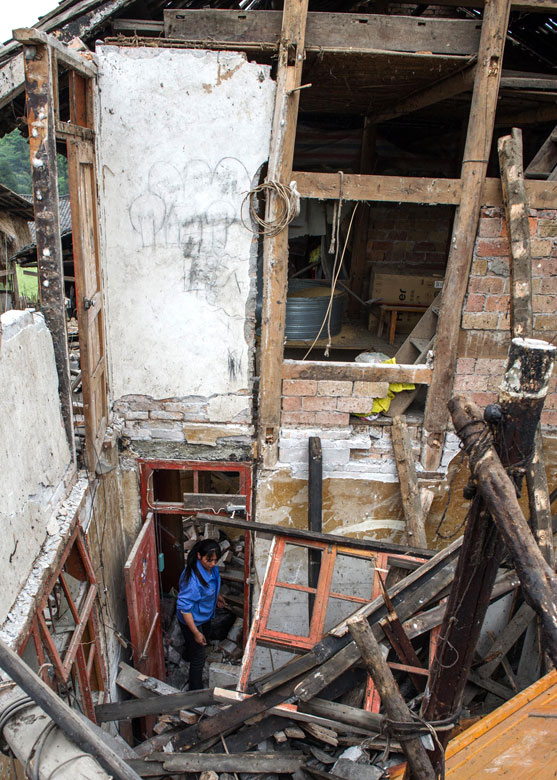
top-left (160, 752), bottom-right (304, 774)
top-left (293, 171), bottom-right (557, 209)
top-left (282, 359), bottom-right (433, 384)
top-left (449, 392), bottom-right (557, 665)
top-left (13, 28), bottom-right (97, 79)
top-left (392, 416), bottom-right (428, 548)
top-left (374, 62), bottom-right (476, 124)
top-left (498, 127), bottom-right (533, 339)
top-left (308, 436), bottom-right (322, 622)
top-left (422, 0), bottom-right (512, 471)
top-left (257, 0), bottom-right (309, 467)
top-left (526, 428), bottom-right (554, 568)
top-left (193, 512), bottom-right (434, 558)
top-left (164, 10), bottom-right (481, 56)
top-left (112, 19), bottom-right (164, 33)
top-left (20, 38), bottom-right (74, 451)
top-left (525, 123), bottom-right (557, 179)
top-left (347, 615), bottom-right (435, 780)
top-left (95, 690), bottom-right (214, 723)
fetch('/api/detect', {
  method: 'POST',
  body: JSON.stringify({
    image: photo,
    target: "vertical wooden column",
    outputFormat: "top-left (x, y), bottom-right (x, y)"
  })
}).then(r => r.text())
top-left (258, 0), bottom-right (309, 467)
top-left (498, 128), bottom-right (553, 568)
top-left (20, 38), bottom-right (74, 450)
top-left (422, 0), bottom-right (511, 470)
top-left (308, 436), bottom-right (322, 621)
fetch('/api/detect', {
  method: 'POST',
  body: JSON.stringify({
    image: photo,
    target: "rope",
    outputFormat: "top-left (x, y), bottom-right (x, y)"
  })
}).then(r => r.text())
top-left (241, 180), bottom-right (299, 238)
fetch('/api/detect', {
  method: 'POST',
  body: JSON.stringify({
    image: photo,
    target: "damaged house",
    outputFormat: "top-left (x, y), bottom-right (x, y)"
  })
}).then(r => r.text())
top-left (0, 0), bottom-right (556, 777)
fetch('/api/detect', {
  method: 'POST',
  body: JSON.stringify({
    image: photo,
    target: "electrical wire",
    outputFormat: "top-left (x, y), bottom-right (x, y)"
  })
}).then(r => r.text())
top-left (241, 181), bottom-right (299, 238)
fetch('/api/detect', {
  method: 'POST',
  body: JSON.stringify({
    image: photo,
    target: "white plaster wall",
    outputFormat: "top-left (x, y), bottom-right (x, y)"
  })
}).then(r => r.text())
top-left (0, 310), bottom-right (71, 620)
top-left (96, 46), bottom-right (275, 420)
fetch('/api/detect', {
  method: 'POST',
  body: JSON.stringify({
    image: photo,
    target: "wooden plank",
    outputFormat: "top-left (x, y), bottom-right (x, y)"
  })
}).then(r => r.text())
top-left (498, 127), bottom-right (533, 338)
top-left (257, 0), bottom-right (309, 467)
top-left (95, 690), bottom-right (214, 723)
top-left (391, 416), bottom-right (427, 548)
top-left (164, 10), bottom-right (482, 55)
top-left (161, 753), bottom-right (304, 774)
top-left (112, 19), bottom-right (164, 33)
top-left (299, 698), bottom-right (382, 733)
top-left (193, 512), bottom-right (434, 558)
top-left (282, 359), bottom-right (432, 384)
top-left (466, 670), bottom-right (515, 701)
top-left (477, 602), bottom-right (535, 680)
top-left (182, 493), bottom-right (247, 513)
top-left (293, 171), bottom-right (557, 208)
top-left (294, 170), bottom-right (462, 204)
top-left (223, 715), bottom-right (297, 753)
top-left (422, 0), bottom-right (512, 470)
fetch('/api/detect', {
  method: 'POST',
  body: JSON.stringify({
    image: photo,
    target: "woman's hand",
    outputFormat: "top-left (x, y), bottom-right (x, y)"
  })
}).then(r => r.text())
top-left (194, 630), bottom-right (207, 646)
top-left (217, 594), bottom-right (227, 609)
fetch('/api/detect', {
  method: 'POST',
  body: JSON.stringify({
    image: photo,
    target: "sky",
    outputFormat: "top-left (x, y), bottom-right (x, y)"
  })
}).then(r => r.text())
top-left (0, 0), bottom-right (57, 46)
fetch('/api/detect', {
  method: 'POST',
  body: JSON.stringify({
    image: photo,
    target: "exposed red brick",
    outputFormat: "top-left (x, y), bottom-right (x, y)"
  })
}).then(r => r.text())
top-left (475, 238), bottom-right (510, 257)
top-left (470, 391), bottom-right (497, 407)
top-left (282, 396), bottom-right (301, 411)
top-left (316, 380), bottom-right (353, 397)
top-left (479, 218), bottom-right (502, 238)
top-left (282, 379), bottom-right (317, 396)
top-left (281, 411), bottom-right (317, 425)
top-left (468, 277), bottom-right (505, 294)
top-left (484, 295), bottom-right (510, 312)
top-left (456, 358), bottom-right (476, 374)
top-left (532, 257), bottom-right (557, 278)
top-left (532, 294), bottom-right (556, 313)
top-left (465, 294), bottom-right (486, 312)
top-left (302, 396), bottom-right (338, 412)
top-left (315, 411), bottom-right (350, 426)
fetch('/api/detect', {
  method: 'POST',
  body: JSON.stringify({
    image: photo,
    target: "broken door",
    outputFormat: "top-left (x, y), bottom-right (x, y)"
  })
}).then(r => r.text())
top-left (124, 512), bottom-right (165, 680)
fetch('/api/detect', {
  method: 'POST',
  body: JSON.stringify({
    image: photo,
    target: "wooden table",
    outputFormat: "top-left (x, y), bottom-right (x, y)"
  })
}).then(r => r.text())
top-left (377, 303), bottom-right (429, 344)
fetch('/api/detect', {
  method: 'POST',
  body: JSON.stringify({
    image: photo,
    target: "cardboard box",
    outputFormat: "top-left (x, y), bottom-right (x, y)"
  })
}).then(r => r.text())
top-left (368, 272), bottom-right (443, 335)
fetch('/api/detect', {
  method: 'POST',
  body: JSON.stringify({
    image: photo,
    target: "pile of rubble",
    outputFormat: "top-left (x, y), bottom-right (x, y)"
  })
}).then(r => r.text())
top-left (162, 518), bottom-right (246, 691)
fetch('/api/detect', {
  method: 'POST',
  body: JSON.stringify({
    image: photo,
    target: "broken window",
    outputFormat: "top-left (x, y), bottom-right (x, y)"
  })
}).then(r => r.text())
top-left (18, 526), bottom-right (106, 721)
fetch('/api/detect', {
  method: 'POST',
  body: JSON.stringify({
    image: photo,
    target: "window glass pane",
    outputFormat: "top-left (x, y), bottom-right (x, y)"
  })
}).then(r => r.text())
top-left (266, 586), bottom-right (310, 638)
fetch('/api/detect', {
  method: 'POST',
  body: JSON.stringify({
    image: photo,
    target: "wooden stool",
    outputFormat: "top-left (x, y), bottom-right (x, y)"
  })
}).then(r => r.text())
top-left (377, 303), bottom-right (428, 344)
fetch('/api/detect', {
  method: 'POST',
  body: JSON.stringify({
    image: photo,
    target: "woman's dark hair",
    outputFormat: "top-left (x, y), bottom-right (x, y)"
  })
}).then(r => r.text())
top-left (184, 539), bottom-right (220, 586)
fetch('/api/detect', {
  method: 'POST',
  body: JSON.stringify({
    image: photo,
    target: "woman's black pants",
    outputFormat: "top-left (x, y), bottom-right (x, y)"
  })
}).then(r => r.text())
top-left (179, 620), bottom-right (210, 690)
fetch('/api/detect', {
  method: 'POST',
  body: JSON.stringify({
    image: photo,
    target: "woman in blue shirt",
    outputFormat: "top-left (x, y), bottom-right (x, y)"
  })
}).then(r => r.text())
top-left (177, 539), bottom-right (225, 689)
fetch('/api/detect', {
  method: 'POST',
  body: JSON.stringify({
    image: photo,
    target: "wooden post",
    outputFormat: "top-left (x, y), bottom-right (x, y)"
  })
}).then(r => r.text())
top-left (20, 39), bottom-right (74, 451)
top-left (498, 127), bottom-right (533, 338)
top-left (421, 336), bottom-right (556, 774)
top-left (449, 395), bottom-right (557, 665)
top-left (498, 129), bottom-right (553, 567)
top-left (526, 428), bottom-right (554, 567)
top-left (308, 436), bottom-right (323, 621)
top-left (422, 0), bottom-right (511, 470)
top-left (258, 0), bottom-right (309, 467)
top-left (392, 416), bottom-right (428, 549)
top-left (347, 615), bottom-right (436, 780)
top-left (0, 639), bottom-right (142, 780)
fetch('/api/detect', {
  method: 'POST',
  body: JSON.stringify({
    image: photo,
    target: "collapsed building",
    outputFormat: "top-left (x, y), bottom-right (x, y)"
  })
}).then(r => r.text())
top-left (0, 0), bottom-right (556, 777)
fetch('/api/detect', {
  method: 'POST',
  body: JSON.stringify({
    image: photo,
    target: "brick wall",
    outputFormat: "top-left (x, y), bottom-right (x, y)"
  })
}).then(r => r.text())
top-left (457, 206), bottom-right (557, 428)
top-left (112, 396), bottom-right (252, 444)
top-left (282, 379), bottom-right (390, 427)
top-left (366, 204), bottom-right (453, 275)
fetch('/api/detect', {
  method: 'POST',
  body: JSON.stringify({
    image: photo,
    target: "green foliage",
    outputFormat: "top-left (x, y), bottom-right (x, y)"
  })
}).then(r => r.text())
top-left (0, 128), bottom-right (69, 196)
